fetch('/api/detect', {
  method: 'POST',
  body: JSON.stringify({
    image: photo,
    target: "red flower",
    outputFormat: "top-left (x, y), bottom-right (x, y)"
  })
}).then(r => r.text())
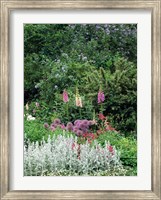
top-left (98, 113), bottom-right (106, 121)
top-left (108, 145), bottom-right (114, 152)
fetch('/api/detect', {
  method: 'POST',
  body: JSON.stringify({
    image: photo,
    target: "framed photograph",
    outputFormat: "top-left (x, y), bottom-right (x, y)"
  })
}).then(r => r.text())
top-left (0, 0), bottom-right (160, 199)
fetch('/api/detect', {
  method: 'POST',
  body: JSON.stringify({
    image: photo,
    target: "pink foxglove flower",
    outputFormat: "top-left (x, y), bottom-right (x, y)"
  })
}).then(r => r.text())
top-left (63, 90), bottom-right (69, 102)
top-left (76, 96), bottom-right (82, 107)
top-left (97, 90), bottom-right (105, 104)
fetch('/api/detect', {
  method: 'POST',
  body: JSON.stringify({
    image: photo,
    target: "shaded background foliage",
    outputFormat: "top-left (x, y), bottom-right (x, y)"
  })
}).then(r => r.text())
top-left (24, 24), bottom-right (137, 137)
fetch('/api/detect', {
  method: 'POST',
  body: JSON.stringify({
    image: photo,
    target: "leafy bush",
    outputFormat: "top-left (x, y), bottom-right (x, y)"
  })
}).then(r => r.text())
top-left (24, 24), bottom-right (137, 137)
top-left (24, 135), bottom-right (123, 176)
top-left (106, 56), bottom-right (137, 137)
top-left (24, 119), bottom-right (53, 143)
top-left (84, 55), bottom-right (137, 136)
top-left (24, 101), bottom-right (56, 123)
top-left (24, 118), bottom-right (76, 143)
top-left (96, 131), bottom-right (137, 168)
top-left (24, 54), bottom-right (54, 103)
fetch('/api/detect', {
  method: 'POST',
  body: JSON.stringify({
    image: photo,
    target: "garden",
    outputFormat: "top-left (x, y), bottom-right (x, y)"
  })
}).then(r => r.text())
top-left (24, 24), bottom-right (137, 176)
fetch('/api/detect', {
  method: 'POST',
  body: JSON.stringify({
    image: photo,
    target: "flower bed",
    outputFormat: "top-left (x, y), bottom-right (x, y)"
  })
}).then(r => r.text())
top-left (24, 134), bottom-right (125, 176)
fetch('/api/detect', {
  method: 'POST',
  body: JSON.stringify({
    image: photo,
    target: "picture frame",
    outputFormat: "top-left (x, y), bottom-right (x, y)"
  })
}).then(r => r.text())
top-left (0, 0), bottom-right (160, 199)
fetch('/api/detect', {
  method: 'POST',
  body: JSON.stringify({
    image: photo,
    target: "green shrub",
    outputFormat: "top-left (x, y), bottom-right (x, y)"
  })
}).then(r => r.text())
top-left (106, 56), bottom-right (137, 137)
top-left (24, 119), bottom-right (52, 143)
top-left (96, 131), bottom-right (137, 168)
top-left (24, 118), bottom-right (75, 143)
top-left (24, 101), bottom-right (58, 124)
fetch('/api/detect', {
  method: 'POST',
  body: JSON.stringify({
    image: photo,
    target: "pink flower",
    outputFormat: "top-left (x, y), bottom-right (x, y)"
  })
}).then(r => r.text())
top-left (97, 91), bottom-right (105, 104)
top-left (108, 145), bottom-right (114, 153)
top-left (54, 118), bottom-right (61, 124)
top-left (44, 123), bottom-right (49, 128)
top-left (76, 96), bottom-right (82, 107)
top-left (61, 124), bottom-right (66, 129)
top-left (50, 126), bottom-right (55, 132)
top-left (63, 90), bottom-right (69, 102)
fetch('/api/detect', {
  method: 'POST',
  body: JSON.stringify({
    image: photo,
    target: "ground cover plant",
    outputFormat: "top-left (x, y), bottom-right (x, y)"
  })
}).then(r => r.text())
top-left (24, 24), bottom-right (137, 176)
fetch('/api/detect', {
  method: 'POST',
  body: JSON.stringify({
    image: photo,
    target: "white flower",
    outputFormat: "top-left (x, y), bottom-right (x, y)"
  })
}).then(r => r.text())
top-left (27, 115), bottom-right (36, 121)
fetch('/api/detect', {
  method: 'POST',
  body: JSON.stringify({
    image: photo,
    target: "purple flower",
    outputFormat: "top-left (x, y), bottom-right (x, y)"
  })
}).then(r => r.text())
top-left (73, 127), bottom-right (79, 133)
top-left (76, 130), bottom-right (83, 136)
top-left (61, 124), bottom-right (66, 129)
top-left (66, 126), bottom-right (73, 132)
top-left (75, 123), bottom-right (81, 129)
top-left (51, 123), bottom-right (56, 128)
top-left (54, 118), bottom-right (61, 124)
top-left (44, 123), bottom-right (49, 128)
top-left (66, 122), bottom-right (73, 131)
top-left (97, 90), bottom-right (105, 104)
top-left (88, 120), bottom-right (93, 126)
top-left (63, 90), bottom-right (69, 102)
top-left (82, 120), bottom-right (88, 125)
top-left (81, 128), bottom-right (88, 133)
top-left (74, 120), bottom-right (81, 125)
top-left (79, 122), bottom-right (87, 130)
top-left (50, 126), bottom-right (55, 132)
top-left (67, 122), bottom-right (73, 128)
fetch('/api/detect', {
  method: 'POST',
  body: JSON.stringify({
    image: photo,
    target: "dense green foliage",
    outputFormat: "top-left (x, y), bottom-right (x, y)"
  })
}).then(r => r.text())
top-left (24, 24), bottom-right (137, 137)
top-left (24, 119), bottom-right (53, 143)
top-left (24, 119), bottom-right (74, 143)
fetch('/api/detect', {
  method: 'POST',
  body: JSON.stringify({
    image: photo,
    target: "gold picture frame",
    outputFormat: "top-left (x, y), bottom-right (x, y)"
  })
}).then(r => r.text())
top-left (0, 0), bottom-right (160, 199)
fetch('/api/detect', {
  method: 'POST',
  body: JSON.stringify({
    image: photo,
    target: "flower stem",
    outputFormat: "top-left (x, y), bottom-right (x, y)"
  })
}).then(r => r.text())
top-left (66, 102), bottom-right (69, 121)
top-left (101, 103), bottom-right (103, 114)
top-left (79, 107), bottom-right (82, 119)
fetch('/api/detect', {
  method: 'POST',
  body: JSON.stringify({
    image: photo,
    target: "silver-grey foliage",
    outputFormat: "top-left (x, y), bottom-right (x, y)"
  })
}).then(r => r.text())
top-left (24, 135), bottom-right (124, 176)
